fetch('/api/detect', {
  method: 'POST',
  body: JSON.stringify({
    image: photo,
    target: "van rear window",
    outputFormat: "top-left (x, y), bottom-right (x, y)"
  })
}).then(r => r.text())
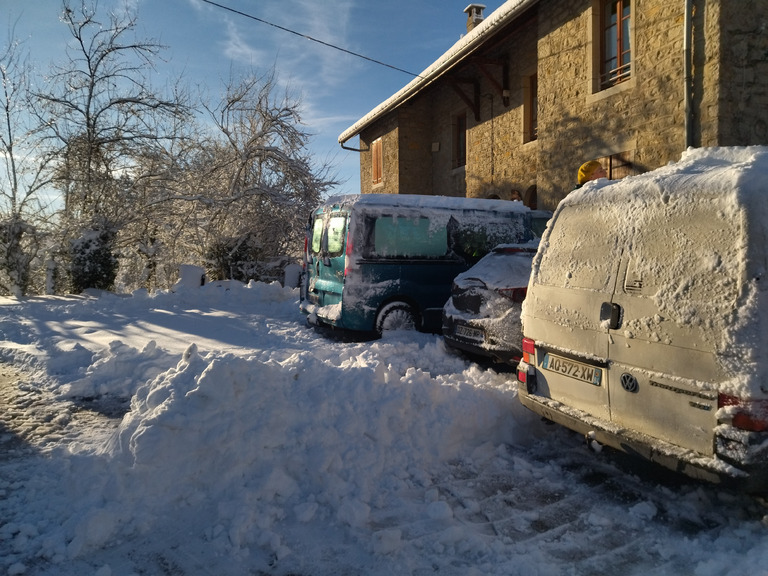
top-left (536, 205), bottom-right (622, 291)
top-left (372, 217), bottom-right (448, 258)
top-left (310, 218), bottom-right (323, 255)
top-left (326, 216), bottom-right (347, 255)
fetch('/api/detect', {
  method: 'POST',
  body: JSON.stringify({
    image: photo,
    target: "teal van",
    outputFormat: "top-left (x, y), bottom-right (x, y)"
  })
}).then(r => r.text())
top-left (300, 194), bottom-right (532, 335)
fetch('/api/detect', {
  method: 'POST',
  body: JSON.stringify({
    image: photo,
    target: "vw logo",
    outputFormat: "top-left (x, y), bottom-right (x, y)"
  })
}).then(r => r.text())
top-left (620, 373), bottom-right (639, 393)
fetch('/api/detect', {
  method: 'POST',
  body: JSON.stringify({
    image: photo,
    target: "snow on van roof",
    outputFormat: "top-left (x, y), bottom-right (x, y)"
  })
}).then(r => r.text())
top-left (321, 193), bottom-right (531, 213)
top-left (565, 146), bottom-right (768, 207)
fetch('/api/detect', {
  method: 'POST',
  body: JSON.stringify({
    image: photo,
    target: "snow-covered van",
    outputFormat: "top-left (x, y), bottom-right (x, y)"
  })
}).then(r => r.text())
top-left (300, 194), bottom-right (533, 335)
top-left (517, 147), bottom-right (768, 491)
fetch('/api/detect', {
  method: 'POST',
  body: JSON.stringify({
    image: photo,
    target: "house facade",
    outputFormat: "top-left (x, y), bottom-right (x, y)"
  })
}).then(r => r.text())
top-left (339, 0), bottom-right (768, 210)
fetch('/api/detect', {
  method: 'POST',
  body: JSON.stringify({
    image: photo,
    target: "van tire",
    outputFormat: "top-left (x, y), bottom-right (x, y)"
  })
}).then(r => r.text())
top-left (376, 302), bottom-right (417, 334)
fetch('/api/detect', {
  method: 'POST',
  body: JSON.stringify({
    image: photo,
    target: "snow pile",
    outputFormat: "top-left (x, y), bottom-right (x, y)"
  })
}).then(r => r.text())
top-left (0, 281), bottom-right (539, 575)
top-left (93, 336), bottom-right (518, 560)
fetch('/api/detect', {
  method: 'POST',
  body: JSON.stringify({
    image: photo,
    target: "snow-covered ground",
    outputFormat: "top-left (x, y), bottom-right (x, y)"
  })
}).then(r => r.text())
top-left (0, 281), bottom-right (767, 576)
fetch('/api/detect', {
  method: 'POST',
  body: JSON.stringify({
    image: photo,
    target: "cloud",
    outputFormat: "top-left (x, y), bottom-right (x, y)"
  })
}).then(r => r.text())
top-left (290, 0), bottom-right (365, 91)
top-left (221, 19), bottom-right (271, 66)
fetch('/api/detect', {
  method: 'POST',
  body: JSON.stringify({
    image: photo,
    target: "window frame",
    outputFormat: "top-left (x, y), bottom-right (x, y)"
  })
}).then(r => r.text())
top-left (596, 150), bottom-right (636, 180)
top-left (452, 111), bottom-right (467, 169)
top-left (523, 73), bottom-right (538, 143)
top-left (371, 137), bottom-right (383, 185)
top-left (600, 0), bottom-right (632, 90)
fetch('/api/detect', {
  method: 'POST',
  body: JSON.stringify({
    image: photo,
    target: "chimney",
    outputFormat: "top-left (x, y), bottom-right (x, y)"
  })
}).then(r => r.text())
top-left (464, 4), bottom-right (486, 33)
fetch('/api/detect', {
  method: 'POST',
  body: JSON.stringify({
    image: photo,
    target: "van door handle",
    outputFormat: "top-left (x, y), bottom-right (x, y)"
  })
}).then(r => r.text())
top-left (600, 302), bottom-right (622, 330)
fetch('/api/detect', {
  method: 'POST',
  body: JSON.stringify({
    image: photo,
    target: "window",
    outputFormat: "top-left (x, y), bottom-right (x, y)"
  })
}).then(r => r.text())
top-left (597, 150), bottom-right (636, 179)
top-left (371, 217), bottom-right (448, 258)
top-left (371, 138), bottom-right (383, 185)
top-left (601, 0), bottom-right (631, 89)
top-left (536, 205), bottom-right (622, 291)
top-left (326, 216), bottom-right (347, 256)
top-left (524, 74), bottom-right (538, 143)
top-left (310, 218), bottom-right (323, 254)
top-left (453, 112), bottom-right (467, 169)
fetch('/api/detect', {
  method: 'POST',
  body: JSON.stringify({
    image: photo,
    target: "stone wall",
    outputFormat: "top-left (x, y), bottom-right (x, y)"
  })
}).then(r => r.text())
top-left (465, 12), bottom-right (540, 201)
top-left (396, 98), bottom-right (434, 195)
top-left (360, 112), bottom-right (399, 195)
top-left (534, 0), bottom-right (695, 207)
top-left (716, 0), bottom-right (768, 145)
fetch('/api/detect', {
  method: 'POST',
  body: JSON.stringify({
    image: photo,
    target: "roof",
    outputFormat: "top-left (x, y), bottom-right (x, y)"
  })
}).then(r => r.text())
top-left (338, 0), bottom-right (540, 146)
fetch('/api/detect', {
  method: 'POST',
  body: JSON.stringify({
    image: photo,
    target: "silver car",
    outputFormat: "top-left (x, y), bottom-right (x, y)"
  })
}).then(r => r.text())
top-left (442, 243), bottom-right (537, 366)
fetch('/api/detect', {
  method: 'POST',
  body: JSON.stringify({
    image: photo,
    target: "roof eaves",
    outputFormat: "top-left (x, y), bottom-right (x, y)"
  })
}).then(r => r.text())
top-left (338, 0), bottom-right (540, 146)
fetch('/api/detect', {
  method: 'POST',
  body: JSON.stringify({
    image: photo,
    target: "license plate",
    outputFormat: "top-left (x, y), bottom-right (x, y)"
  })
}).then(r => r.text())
top-left (540, 353), bottom-right (602, 386)
top-left (455, 324), bottom-right (484, 342)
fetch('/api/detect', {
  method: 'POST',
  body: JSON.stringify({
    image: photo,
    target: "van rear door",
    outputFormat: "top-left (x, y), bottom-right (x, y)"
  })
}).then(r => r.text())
top-left (306, 209), bottom-right (348, 311)
top-left (525, 204), bottom-right (624, 420)
top-left (606, 198), bottom-right (735, 456)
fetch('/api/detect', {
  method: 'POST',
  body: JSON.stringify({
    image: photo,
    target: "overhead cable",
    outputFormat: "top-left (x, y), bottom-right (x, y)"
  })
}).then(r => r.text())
top-left (199, 0), bottom-right (424, 78)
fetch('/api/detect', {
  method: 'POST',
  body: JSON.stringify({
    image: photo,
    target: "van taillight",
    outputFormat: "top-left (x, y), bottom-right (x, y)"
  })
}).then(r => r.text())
top-left (718, 394), bottom-right (768, 432)
top-left (517, 339), bottom-right (537, 393)
top-left (344, 231), bottom-right (353, 277)
top-left (522, 337), bottom-right (535, 364)
top-left (303, 236), bottom-right (308, 271)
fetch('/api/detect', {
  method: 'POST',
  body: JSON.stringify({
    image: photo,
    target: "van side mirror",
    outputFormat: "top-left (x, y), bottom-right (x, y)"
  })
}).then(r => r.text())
top-left (600, 302), bottom-right (622, 330)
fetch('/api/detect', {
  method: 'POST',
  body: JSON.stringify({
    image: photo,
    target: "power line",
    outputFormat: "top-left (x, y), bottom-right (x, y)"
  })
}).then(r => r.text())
top-left (199, 0), bottom-right (423, 79)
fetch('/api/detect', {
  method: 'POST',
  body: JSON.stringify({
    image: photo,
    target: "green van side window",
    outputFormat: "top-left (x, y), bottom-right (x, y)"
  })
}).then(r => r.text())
top-left (327, 216), bottom-right (347, 255)
top-left (373, 216), bottom-right (447, 258)
top-left (310, 218), bottom-right (324, 254)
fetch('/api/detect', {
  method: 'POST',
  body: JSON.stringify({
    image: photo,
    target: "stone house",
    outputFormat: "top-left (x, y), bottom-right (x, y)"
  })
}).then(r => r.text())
top-left (338, 0), bottom-right (768, 210)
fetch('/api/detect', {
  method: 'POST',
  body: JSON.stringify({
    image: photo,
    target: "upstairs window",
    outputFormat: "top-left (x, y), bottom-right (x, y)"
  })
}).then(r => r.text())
top-left (601, 0), bottom-right (631, 89)
top-left (453, 112), bottom-right (467, 169)
top-left (371, 138), bottom-right (383, 185)
top-left (524, 73), bottom-right (538, 143)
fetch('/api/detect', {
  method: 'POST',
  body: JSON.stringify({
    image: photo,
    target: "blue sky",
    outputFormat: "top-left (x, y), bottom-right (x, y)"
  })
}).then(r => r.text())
top-left (3, 0), bottom-right (504, 197)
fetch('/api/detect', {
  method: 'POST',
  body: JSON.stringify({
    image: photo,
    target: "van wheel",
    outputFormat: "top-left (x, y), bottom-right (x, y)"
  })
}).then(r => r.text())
top-left (376, 302), bottom-right (417, 333)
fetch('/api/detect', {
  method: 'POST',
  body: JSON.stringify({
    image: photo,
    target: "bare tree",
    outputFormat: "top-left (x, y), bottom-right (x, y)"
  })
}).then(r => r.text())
top-left (196, 69), bottom-right (336, 283)
top-left (113, 112), bottom-right (202, 291)
top-left (33, 0), bottom-right (189, 292)
top-left (0, 33), bottom-right (58, 296)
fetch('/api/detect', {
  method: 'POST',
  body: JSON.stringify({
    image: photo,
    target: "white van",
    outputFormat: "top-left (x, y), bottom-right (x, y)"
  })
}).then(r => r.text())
top-left (517, 147), bottom-right (768, 491)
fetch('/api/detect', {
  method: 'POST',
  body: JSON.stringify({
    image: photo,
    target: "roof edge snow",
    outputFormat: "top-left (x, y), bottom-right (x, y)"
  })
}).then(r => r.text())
top-left (338, 0), bottom-right (539, 146)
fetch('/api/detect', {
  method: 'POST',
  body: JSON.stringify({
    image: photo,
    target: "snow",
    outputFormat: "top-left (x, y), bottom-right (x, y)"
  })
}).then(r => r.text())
top-left (1, 280), bottom-right (768, 575)
top-left (452, 244), bottom-right (537, 292)
top-left (324, 193), bottom-right (532, 213)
